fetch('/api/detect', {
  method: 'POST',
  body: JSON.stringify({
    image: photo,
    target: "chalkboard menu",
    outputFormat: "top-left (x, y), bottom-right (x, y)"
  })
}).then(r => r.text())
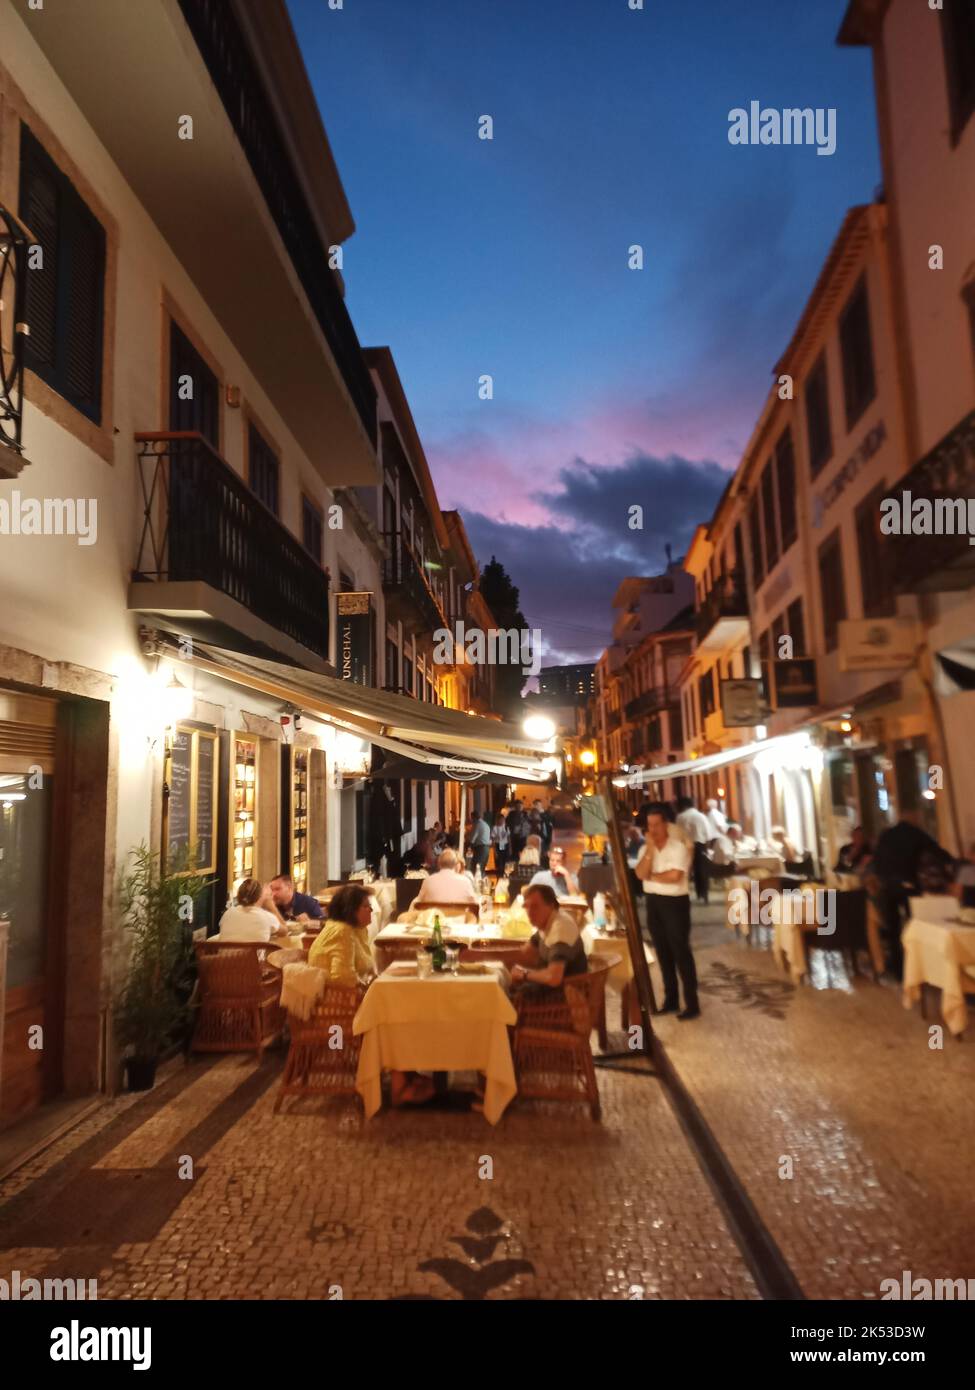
top-left (167, 726), bottom-right (218, 873)
top-left (196, 734), bottom-right (216, 871)
top-left (168, 728), bottom-right (192, 861)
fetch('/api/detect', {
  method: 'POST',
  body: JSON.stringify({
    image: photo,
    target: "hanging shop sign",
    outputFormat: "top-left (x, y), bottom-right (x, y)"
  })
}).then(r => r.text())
top-left (721, 678), bottom-right (765, 727)
top-left (336, 592), bottom-right (374, 687)
top-left (838, 618), bottom-right (918, 672)
top-left (773, 658), bottom-right (819, 708)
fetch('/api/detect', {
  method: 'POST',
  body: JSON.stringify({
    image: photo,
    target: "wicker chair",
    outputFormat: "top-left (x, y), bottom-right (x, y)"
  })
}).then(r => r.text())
top-left (512, 956), bottom-right (613, 1120)
top-left (274, 983), bottom-right (365, 1112)
top-left (192, 944), bottom-right (285, 1057)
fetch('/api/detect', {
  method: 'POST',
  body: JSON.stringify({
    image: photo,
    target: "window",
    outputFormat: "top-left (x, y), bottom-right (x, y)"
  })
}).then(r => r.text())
top-left (386, 640), bottom-right (399, 690)
top-left (338, 569), bottom-right (354, 594)
top-left (301, 496), bottom-right (323, 564)
top-left (19, 125), bottom-right (106, 423)
top-left (169, 321), bottom-right (219, 446)
top-left (248, 423), bottom-right (280, 515)
top-left (775, 427), bottom-right (798, 552)
top-left (698, 670), bottom-right (715, 721)
top-left (941, 0), bottom-right (975, 142)
top-left (761, 462), bottom-right (779, 571)
top-left (839, 275), bottom-right (876, 430)
top-left (649, 717), bottom-right (663, 753)
top-left (748, 491), bottom-right (765, 587)
top-left (818, 528), bottom-right (847, 652)
top-left (804, 352), bottom-right (832, 478)
top-left (668, 702), bottom-right (682, 749)
top-left (403, 655), bottom-right (414, 697)
top-left (856, 483), bottom-right (896, 618)
top-left (758, 628), bottom-right (772, 701)
top-left (786, 598), bottom-right (805, 657)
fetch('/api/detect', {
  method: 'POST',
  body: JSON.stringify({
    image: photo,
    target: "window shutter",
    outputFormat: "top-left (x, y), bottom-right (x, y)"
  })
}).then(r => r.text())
top-left (61, 193), bottom-right (105, 418)
top-left (19, 136), bottom-right (59, 375)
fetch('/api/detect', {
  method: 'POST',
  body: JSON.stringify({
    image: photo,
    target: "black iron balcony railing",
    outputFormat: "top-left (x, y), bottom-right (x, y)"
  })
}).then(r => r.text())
top-left (624, 685), bottom-right (676, 721)
top-left (177, 0), bottom-right (376, 447)
top-left (892, 409), bottom-right (975, 593)
top-left (381, 532), bottom-right (448, 635)
top-left (0, 204), bottom-right (30, 475)
top-left (696, 567), bottom-right (749, 643)
top-left (133, 433), bottom-right (329, 660)
top-left (604, 706), bottom-right (622, 733)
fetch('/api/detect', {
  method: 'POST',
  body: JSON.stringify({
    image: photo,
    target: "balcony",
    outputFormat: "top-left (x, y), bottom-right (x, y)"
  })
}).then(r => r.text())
top-left (624, 685), bottom-right (676, 721)
top-left (381, 533), bottom-right (448, 639)
top-left (129, 433), bottom-right (330, 666)
top-left (604, 707), bottom-right (622, 733)
top-left (892, 409), bottom-right (975, 594)
top-left (696, 568), bottom-right (750, 652)
top-left (28, 0), bottom-right (377, 485)
top-left (0, 205), bottom-right (30, 478)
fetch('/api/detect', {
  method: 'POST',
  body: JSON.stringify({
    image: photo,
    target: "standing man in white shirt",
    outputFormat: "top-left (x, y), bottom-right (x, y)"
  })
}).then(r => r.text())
top-left (675, 796), bottom-right (714, 905)
top-left (635, 809), bottom-right (700, 1020)
top-left (705, 797), bottom-right (729, 838)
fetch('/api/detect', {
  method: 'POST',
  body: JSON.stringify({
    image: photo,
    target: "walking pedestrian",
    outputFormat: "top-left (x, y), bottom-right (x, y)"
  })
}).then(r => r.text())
top-left (635, 809), bottom-right (700, 1020)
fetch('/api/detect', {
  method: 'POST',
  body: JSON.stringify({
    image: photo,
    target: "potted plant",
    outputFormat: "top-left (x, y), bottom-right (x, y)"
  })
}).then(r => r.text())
top-left (114, 844), bottom-right (212, 1091)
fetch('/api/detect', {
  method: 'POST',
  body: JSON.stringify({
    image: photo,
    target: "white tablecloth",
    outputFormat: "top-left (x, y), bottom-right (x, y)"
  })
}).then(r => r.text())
top-left (903, 912), bottom-right (975, 1036)
top-left (353, 968), bottom-right (517, 1123)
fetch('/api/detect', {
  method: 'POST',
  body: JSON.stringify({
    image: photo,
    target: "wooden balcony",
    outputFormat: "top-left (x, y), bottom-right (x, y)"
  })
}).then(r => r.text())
top-left (381, 532), bottom-right (448, 638)
top-left (129, 433), bottom-right (329, 666)
top-left (696, 568), bottom-right (750, 652)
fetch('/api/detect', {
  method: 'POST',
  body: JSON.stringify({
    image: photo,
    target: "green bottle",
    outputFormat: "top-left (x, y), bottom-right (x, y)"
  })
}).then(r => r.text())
top-left (431, 915), bottom-right (446, 972)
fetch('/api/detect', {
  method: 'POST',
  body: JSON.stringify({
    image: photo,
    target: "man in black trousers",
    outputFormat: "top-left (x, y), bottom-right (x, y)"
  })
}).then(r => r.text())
top-left (635, 809), bottom-right (700, 1020)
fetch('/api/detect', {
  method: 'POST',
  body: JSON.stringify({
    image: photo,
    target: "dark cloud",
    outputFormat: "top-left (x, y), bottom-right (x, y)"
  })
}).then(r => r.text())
top-left (463, 452), bottom-right (728, 666)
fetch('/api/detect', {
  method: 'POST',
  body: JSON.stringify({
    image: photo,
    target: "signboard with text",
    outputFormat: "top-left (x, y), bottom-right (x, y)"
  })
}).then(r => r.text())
top-left (838, 618), bottom-right (918, 672)
top-left (721, 678), bottom-right (765, 727)
top-left (773, 659), bottom-right (819, 708)
top-left (336, 591), bottom-right (374, 686)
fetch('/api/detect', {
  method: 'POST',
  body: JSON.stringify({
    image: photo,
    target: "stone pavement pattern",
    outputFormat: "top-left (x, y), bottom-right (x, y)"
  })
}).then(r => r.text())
top-left (653, 903), bottom-right (975, 1300)
top-left (0, 1051), bottom-right (757, 1301)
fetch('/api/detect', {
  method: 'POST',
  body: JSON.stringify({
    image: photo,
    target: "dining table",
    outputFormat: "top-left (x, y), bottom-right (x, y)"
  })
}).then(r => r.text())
top-left (372, 911), bottom-right (533, 971)
top-left (581, 924), bottom-right (653, 1027)
top-left (902, 896), bottom-right (975, 1036)
top-left (352, 961), bottom-right (518, 1123)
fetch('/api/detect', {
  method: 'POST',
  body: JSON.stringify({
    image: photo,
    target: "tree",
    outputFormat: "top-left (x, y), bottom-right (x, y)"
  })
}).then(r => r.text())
top-left (478, 556), bottom-right (529, 719)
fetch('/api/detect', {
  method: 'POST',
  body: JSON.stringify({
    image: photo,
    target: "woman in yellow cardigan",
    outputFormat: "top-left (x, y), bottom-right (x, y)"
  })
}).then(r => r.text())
top-left (307, 884), bottom-right (374, 986)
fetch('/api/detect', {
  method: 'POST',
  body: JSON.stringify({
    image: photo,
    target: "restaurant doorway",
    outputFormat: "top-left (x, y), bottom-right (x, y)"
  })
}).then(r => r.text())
top-left (0, 691), bottom-right (61, 1126)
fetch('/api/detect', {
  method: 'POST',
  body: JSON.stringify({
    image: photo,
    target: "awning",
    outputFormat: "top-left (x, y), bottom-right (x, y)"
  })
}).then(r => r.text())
top-left (936, 642), bottom-right (975, 696)
top-left (620, 731), bottom-right (816, 786)
top-left (174, 640), bottom-right (555, 783)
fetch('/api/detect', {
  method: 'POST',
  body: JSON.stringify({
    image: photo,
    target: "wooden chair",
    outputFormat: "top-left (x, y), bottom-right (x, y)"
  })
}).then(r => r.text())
top-left (192, 944), bottom-right (284, 1057)
top-left (274, 983), bottom-right (365, 1112)
top-left (512, 957), bottom-right (613, 1120)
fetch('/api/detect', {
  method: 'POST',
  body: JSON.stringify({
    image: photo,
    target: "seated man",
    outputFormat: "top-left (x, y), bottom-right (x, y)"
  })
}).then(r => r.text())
top-left (508, 883), bottom-right (587, 992)
top-left (528, 845), bottom-right (579, 899)
top-left (413, 847), bottom-right (478, 906)
top-left (270, 872), bottom-right (324, 924)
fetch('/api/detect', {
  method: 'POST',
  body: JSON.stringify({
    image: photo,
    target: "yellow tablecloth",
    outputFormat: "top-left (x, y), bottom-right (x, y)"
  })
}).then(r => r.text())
top-left (582, 928), bottom-right (652, 991)
top-left (352, 971), bottom-right (517, 1124)
top-left (903, 914), bottom-right (975, 1036)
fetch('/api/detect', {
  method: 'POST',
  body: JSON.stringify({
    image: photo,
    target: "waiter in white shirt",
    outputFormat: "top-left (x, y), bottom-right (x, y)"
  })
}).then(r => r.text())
top-left (705, 797), bottom-right (728, 837)
top-left (635, 809), bottom-right (700, 1020)
top-left (675, 796), bottom-right (713, 905)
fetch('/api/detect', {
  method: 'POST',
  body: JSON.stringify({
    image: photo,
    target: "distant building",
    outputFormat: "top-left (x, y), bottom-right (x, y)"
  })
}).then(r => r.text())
top-left (537, 663), bottom-right (596, 702)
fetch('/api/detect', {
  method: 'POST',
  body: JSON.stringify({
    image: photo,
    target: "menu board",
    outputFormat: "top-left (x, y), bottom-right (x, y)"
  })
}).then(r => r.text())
top-left (168, 728), bottom-right (192, 860)
top-left (196, 734), bottom-right (216, 871)
top-left (167, 726), bottom-right (217, 873)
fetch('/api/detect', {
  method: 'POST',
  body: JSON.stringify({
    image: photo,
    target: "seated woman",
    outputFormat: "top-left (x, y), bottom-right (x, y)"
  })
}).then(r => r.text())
top-left (217, 878), bottom-right (285, 942)
top-left (519, 833), bottom-right (542, 867)
top-left (307, 883), bottom-right (375, 986)
top-left (834, 825), bottom-right (872, 876)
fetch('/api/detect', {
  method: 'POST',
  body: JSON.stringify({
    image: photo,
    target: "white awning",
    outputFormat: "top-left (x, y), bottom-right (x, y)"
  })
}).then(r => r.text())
top-left (619, 731), bottom-right (819, 786)
top-left (176, 641), bottom-right (556, 783)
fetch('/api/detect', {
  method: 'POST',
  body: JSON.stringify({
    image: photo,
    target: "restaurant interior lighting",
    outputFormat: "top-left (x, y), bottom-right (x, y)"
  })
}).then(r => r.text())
top-left (523, 714), bottom-right (556, 741)
top-left (579, 749), bottom-right (596, 766)
top-left (840, 719), bottom-right (853, 733)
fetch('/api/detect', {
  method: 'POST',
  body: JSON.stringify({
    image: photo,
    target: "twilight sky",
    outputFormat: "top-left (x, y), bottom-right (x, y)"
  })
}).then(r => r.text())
top-left (288, 0), bottom-right (880, 666)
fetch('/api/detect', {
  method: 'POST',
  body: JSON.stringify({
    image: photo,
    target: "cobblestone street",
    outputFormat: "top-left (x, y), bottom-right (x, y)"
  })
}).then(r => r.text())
top-left (2, 901), bottom-right (974, 1302)
top-left (0, 1044), bottom-right (757, 1301)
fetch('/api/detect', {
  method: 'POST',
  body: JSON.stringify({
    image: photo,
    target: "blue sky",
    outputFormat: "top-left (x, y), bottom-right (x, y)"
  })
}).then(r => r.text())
top-left (288, 0), bottom-right (880, 662)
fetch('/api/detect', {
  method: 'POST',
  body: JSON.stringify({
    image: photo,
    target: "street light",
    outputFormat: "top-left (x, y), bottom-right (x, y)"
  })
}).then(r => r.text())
top-left (579, 749), bottom-right (596, 767)
top-left (523, 714), bottom-right (556, 742)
